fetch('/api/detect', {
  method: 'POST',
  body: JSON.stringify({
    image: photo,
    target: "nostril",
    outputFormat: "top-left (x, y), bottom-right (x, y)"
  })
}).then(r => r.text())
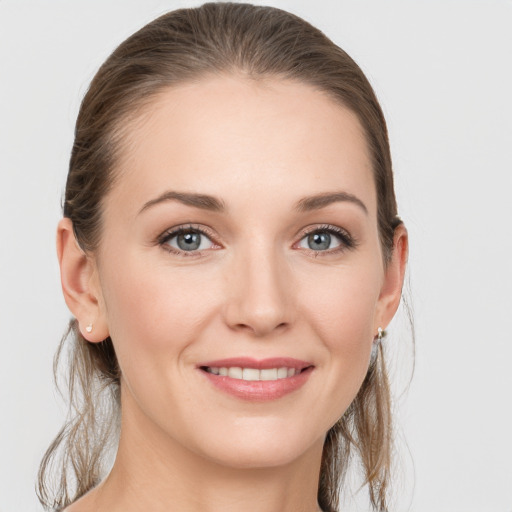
top-left (222, 281), bottom-right (294, 336)
top-left (231, 320), bottom-right (290, 337)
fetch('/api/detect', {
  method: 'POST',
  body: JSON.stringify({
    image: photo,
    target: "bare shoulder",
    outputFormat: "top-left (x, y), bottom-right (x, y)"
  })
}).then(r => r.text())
top-left (61, 502), bottom-right (84, 512)
top-left (61, 490), bottom-right (97, 512)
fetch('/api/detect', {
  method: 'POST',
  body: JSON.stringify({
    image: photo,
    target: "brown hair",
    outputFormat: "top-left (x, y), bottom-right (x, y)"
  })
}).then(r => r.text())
top-left (38, 3), bottom-right (403, 511)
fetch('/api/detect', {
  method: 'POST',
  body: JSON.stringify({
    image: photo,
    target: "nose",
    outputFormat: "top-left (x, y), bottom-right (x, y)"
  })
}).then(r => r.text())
top-left (223, 242), bottom-right (294, 337)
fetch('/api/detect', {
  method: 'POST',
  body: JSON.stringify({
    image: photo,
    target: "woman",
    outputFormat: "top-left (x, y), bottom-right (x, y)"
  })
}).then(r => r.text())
top-left (38, 3), bottom-right (408, 511)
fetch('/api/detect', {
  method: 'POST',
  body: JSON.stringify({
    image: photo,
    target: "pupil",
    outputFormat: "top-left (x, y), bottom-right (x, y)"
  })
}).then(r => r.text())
top-left (178, 232), bottom-right (201, 251)
top-left (308, 232), bottom-right (330, 251)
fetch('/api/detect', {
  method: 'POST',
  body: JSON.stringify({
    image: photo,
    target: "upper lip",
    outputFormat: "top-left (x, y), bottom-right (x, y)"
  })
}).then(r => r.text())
top-left (197, 357), bottom-right (313, 371)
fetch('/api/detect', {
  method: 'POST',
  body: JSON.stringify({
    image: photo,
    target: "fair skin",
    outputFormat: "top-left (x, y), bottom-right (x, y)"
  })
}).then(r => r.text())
top-left (58, 76), bottom-right (407, 512)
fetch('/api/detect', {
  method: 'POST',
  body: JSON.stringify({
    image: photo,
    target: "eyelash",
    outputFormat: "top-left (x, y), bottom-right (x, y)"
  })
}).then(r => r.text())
top-left (297, 224), bottom-right (357, 256)
top-left (157, 223), bottom-right (357, 257)
top-left (157, 224), bottom-right (218, 257)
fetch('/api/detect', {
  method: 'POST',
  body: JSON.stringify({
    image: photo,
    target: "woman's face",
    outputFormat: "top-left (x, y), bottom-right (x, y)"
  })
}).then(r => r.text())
top-left (88, 76), bottom-right (404, 469)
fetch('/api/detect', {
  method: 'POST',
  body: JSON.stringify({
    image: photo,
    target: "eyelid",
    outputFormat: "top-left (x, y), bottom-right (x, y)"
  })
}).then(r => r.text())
top-left (294, 224), bottom-right (357, 253)
top-left (157, 224), bottom-right (221, 256)
top-left (155, 222), bottom-right (356, 257)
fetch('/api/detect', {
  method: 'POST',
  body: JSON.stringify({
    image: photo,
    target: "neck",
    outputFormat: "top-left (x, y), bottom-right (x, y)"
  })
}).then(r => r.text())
top-left (87, 387), bottom-right (325, 512)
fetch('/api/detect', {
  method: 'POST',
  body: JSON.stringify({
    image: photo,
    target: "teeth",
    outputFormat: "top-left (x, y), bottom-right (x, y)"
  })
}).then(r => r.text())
top-left (277, 367), bottom-right (288, 379)
top-left (206, 366), bottom-right (298, 381)
top-left (260, 368), bottom-right (277, 381)
top-left (242, 368), bottom-right (260, 381)
top-left (228, 367), bottom-right (242, 379)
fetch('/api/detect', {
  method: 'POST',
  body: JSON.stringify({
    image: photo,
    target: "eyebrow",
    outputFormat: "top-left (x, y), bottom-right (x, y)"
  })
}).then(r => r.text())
top-left (138, 189), bottom-right (367, 216)
top-left (294, 192), bottom-right (368, 214)
top-left (139, 190), bottom-right (226, 215)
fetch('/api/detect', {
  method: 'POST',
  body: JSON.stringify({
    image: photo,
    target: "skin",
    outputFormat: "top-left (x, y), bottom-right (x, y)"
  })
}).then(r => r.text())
top-left (58, 76), bottom-right (408, 512)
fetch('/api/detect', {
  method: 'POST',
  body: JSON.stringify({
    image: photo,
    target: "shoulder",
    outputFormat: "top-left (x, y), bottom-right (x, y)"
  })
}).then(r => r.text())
top-left (60, 491), bottom-right (96, 512)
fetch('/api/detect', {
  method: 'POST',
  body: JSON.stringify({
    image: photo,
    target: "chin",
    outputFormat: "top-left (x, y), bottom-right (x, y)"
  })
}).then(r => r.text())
top-left (190, 419), bottom-right (326, 470)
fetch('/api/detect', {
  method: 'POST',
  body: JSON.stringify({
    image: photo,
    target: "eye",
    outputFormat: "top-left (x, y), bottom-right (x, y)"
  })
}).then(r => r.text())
top-left (159, 226), bottom-right (217, 254)
top-left (300, 231), bottom-right (339, 251)
top-left (297, 225), bottom-right (355, 253)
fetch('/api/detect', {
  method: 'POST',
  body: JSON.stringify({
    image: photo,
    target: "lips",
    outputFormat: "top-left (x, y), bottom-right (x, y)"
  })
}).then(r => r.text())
top-left (197, 357), bottom-right (314, 401)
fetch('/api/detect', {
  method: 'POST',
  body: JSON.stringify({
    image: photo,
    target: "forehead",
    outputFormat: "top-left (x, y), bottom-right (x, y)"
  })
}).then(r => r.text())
top-left (108, 75), bottom-right (376, 219)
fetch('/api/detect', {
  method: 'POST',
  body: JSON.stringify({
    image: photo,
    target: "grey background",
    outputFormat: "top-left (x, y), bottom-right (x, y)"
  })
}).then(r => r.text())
top-left (1, 1), bottom-right (511, 510)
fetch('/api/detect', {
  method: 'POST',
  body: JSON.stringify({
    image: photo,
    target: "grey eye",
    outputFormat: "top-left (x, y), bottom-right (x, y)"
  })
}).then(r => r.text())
top-left (165, 230), bottom-right (213, 252)
top-left (308, 232), bottom-right (331, 250)
top-left (176, 232), bottom-right (201, 251)
top-left (298, 231), bottom-right (342, 251)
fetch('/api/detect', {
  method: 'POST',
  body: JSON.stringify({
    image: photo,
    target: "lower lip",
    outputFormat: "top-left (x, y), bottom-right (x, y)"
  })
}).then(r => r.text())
top-left (200, 367), bottom-right (313, 401)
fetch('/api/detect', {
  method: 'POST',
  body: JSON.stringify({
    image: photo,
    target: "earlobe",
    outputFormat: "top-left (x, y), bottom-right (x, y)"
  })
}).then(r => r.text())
top-left (57, 218), bottom-right (109, 343)
top-left (375, 224), bottom-right (409, 330)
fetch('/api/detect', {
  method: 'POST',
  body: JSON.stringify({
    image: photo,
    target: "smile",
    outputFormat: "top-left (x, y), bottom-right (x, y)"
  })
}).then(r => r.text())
top-left (202, 366), bottom-right (299, 381)
top-left (198, 358), bottom-right (314, 401)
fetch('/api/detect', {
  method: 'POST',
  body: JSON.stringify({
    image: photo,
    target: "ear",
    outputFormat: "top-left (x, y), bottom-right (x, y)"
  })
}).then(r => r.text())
top-left (57, 218), bottom-right (109, 342)
top-left (375, 224), bottom-right (408, 331)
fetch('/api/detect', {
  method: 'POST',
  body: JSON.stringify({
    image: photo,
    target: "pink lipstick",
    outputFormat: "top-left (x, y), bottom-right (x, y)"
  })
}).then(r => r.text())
top-left (197, 357), bottom-right (314, 401)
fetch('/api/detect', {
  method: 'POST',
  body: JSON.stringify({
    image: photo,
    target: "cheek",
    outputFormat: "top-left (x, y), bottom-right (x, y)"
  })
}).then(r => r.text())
top-left (300, 260), bottom-right (381, 345)
top-left (296, 258), bottom-right (382, 412)
top-left (99, 254), bottom-right (221, 371)
top-left (98, 256), bottom-right (225, 432)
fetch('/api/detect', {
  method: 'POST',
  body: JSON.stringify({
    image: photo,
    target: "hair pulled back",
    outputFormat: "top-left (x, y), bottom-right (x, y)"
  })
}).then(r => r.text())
top-left (38, 3), bottom-right (401, 511)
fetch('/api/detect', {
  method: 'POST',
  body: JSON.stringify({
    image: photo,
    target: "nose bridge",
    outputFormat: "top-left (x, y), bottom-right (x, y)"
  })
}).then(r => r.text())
top-left (224, 236), bottom-right (293, 336)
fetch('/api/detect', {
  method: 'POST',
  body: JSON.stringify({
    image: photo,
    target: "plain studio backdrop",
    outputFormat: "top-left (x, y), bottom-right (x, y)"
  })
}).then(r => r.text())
top-left (1, 1), bottom-right (511, 511)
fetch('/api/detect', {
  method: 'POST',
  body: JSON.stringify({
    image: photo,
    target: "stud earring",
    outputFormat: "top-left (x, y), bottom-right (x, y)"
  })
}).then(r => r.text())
top-left (85, 324), bottom-right (93, 333)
